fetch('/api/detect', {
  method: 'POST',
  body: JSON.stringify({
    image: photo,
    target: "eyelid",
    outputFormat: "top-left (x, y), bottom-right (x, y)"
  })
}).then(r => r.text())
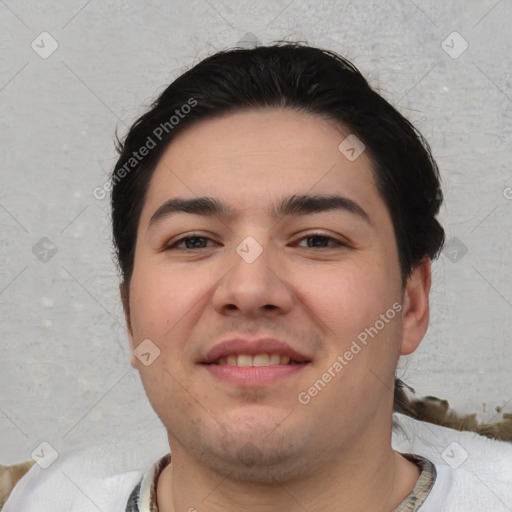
top-left (163, 231), bottom-right (216, 250)
top-left (292, 231), bottom-right (348, 248)
top-left (163, 230), bottom-right (349, 250)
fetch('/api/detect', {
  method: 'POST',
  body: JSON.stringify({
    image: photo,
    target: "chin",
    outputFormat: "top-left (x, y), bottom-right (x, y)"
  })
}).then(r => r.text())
top-left (201, 441), bottom-right (314, 484)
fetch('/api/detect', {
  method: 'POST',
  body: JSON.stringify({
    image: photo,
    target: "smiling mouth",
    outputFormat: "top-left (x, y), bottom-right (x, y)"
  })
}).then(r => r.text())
top-left (205, 353), bottom-right (308, 366)
top-left (202, 355), bottom-right (310, 386)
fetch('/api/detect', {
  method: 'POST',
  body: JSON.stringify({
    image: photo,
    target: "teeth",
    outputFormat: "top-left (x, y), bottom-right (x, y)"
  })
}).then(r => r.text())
top-left (214, 353), bottom-right (298, 366)
top-left (253, 354), bottom-right (269, 366)
top-left (269, 353), bottom-right (281, 365)
top-left (237, 355), bottom-right (252, 367)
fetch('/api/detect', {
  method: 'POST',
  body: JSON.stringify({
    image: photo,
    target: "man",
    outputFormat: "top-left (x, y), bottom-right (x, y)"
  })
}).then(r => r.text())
top-left (5, 42), bottom-right (512, 511)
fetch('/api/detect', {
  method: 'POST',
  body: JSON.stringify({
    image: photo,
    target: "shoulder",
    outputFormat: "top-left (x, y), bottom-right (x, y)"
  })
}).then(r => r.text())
top-left (393, 413), bottom-right (512, 511)
top-left (2, 437), bottom-right (169, 512)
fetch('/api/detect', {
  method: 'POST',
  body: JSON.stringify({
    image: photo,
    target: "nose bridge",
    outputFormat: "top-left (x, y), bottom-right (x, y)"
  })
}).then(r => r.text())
top-left (212, 232), bottom-right (293, 315)
top-left (230, 232), bottom-right (277, 289)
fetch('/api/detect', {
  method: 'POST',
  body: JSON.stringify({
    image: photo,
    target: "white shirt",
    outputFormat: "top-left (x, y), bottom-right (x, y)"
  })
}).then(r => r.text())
top-left (4, 413), bottom-right (512, 511)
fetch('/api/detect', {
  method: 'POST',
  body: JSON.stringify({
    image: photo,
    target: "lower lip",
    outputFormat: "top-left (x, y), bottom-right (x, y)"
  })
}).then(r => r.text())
top-left (202, 363), bottom-right (309, 386)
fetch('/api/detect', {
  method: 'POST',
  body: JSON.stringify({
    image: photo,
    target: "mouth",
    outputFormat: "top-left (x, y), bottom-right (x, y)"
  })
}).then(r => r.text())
top-left (204, 353), bottom-right (306, 367)
top-left (199, 337), bottom-right (312, 386)
top-left (200, 337), bottom-right (311, 365)
top-left (201, 360), bottom-right (310, 386)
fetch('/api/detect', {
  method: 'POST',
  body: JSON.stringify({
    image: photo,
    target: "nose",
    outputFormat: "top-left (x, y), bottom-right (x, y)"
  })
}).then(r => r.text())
top-left (212, 237), bottom-right (294, 318)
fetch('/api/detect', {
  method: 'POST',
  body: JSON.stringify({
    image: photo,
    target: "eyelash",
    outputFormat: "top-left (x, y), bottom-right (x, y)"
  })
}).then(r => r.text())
top-left (164, 232), bottom-right (347, 251)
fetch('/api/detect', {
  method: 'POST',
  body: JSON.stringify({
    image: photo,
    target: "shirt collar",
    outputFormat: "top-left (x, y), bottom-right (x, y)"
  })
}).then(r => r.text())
top-left (125, 453), bottom-right (171, 512)
top-left (125, 452), bottom-right (435, 512)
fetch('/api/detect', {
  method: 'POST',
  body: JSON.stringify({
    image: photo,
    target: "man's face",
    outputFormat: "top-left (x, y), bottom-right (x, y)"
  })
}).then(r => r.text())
top-left (124, 108), bottom-right (419, 481)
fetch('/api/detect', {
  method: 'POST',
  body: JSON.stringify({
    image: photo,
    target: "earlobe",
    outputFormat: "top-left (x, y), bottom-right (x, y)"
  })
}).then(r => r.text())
top-left (400, 257), bottom-right (432, 356)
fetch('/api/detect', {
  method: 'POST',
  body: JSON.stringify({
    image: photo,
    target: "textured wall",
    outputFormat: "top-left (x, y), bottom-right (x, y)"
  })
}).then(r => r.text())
top-left (1, 0), bottom-right (511, 465)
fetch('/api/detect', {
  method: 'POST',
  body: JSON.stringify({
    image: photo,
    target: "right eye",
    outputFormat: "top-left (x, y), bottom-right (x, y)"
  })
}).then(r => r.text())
top-left (164, 234), bottom-right (218, 251)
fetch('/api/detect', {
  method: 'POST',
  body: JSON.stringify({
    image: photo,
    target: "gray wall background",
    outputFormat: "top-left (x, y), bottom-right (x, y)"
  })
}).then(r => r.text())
top-left (1, 0), bottom-right (511, 465)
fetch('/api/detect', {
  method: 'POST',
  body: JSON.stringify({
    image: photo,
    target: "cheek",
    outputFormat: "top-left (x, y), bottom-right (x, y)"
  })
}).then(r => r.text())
top-left (300, 258), bottom-right (403, 389)
top-left (129, 265), bottom-right (209, 341)
top-left (301, 259), bottom-right (396, 333)
top-left (129, 266), bottom-right (206, 391)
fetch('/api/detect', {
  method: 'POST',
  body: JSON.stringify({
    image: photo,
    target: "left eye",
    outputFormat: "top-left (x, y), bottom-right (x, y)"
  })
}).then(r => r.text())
top-left (295, 234), bottom-right (345, 248)
top-left (164, 233), bottom-right (344, 251)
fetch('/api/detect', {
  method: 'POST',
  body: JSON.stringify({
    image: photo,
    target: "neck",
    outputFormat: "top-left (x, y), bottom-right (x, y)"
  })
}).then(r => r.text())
top-left (156, 424), bottom-right (420, 512)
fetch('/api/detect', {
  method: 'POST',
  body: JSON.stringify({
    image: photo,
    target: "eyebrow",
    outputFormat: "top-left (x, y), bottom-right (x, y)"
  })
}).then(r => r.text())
top-left (148, 194), bottom-right (371, 229)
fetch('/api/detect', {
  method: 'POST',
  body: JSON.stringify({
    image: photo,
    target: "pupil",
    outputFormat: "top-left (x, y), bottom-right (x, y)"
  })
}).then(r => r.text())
top-left (309, 236), bottom-right (327, 247)
top-left (186, 237), bottom-right (205, 249)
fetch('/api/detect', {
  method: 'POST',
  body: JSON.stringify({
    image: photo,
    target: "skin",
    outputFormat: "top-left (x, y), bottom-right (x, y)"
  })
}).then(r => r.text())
top-left (121, 108), bottom-right (432, 512)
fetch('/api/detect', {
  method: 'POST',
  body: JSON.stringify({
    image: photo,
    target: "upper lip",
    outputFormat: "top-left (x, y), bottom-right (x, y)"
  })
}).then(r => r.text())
top-left (200, 337), bottom-right (311, 364)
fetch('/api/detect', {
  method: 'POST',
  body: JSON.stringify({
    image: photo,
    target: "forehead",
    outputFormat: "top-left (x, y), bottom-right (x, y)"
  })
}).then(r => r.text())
top-left (140, 108), bottom-right (382, 225)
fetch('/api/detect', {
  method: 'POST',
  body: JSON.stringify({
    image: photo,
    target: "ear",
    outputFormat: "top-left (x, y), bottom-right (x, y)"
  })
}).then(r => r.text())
top-left (120, 282), bottom-right (137, 369)
top-left (400, 256), bottom-right (432, 356)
